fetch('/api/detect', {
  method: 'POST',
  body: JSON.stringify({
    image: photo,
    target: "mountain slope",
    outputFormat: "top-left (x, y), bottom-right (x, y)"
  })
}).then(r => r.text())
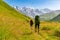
top-left (15, 7), bottom-right (52, 18)
top-left (16, 7), bottom-right (60, 21)
top-left (51, 14), bottom-right (60, 21)
top-left (0, 0), bottom-right (31, 40)
top-left (40, 11), bottom-right (60, 21)
top-left (0, 0), bottom-right (30, 21)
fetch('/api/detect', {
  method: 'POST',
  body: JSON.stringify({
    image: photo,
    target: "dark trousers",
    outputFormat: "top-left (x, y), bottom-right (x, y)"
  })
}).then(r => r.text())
top-left (35, 24), bottom-right (40, 33)
top-left (30, 24), bottom-right (33, 30)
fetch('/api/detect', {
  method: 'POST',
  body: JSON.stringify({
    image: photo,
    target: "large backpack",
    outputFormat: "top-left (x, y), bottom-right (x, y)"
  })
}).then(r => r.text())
top-left (35, 15), bottom-right (40, 24)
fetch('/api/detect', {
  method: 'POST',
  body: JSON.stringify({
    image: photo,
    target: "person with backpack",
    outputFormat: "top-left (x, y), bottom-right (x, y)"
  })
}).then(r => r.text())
top-left (30, 19), bottom-right (33, 30)
top-left (35, 15), bottom-right (40, 34)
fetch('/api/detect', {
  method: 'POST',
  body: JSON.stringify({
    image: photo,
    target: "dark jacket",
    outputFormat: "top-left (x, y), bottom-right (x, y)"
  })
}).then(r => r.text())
top-left (30, 20), bottom-right (33, 26)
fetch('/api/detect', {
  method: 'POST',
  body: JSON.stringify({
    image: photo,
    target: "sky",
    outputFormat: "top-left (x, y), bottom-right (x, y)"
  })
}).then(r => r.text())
top-left (4, 0), bottom-right (60, 10)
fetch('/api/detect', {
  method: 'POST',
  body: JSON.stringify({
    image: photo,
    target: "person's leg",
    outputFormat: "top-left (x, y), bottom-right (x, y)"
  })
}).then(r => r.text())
top-left (30, 24), bottom-right (32, 29)
top-left (30, 25), bottom-right (33, 33)
top-left (38, 24), bottom-right (39, 34)
top-left (31, 25), bottom-right (32, 30)
top-left (35, 24), bottom-right (37, 32)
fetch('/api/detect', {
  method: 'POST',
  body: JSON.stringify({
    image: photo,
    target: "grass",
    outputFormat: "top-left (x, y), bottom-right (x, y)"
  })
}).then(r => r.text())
top-left (0, 0), bottom-right (60, 40)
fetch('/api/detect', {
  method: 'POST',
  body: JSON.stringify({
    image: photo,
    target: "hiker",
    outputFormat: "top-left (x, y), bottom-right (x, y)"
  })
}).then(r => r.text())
top-left (35, 15), bottom-right (40, 34)
top-left (30, 19), bottom-right (33, 30)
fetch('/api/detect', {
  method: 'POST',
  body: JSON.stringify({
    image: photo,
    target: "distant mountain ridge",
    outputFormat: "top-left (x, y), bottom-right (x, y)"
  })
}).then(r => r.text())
top-left (15, 6), bottom-right (52, 18)
top-left (15, 6), bottom-right (60, 21)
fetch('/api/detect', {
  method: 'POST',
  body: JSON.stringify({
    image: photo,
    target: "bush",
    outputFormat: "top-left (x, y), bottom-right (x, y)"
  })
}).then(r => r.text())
top-left (42, 27), bottom-right (51, 31)
top-left (54, 30), bottom-right (60, 37)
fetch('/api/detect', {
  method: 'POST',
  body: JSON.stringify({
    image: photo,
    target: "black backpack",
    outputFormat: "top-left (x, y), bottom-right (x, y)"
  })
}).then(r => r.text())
top-left (35, 15), bottom-right (40, 24)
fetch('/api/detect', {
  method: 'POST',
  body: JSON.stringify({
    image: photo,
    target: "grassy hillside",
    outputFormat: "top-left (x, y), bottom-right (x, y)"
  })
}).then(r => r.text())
top-left (40, 12), bottom-right (59, 21)
top-left (51, 14), bottom-right (60, 21)
top-left (0, 0), bottom-right (60, 40)
top-left (0, 0), bottom-right (30, 21)
top-left (0, 0), bottom-right (31, 40)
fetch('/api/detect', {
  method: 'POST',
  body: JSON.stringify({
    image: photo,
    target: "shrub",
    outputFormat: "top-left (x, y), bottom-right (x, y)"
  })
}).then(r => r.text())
top-left (54, 30), bottom-right (60, 37)
top-left (42, 27), bottom-right (51, 31)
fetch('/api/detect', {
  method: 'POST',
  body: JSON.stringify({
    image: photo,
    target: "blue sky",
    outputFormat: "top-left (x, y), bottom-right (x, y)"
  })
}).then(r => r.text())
top-left (4, 0), bottom-right (60, 10)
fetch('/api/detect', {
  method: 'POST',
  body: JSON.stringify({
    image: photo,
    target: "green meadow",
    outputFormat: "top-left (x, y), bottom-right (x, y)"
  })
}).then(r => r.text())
top-left (0, 0), bottom-right (60, 40)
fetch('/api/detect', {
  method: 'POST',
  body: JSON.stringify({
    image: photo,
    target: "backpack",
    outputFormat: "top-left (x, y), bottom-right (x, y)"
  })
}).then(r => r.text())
top-left (35, 15), bottom-right (40, 24)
